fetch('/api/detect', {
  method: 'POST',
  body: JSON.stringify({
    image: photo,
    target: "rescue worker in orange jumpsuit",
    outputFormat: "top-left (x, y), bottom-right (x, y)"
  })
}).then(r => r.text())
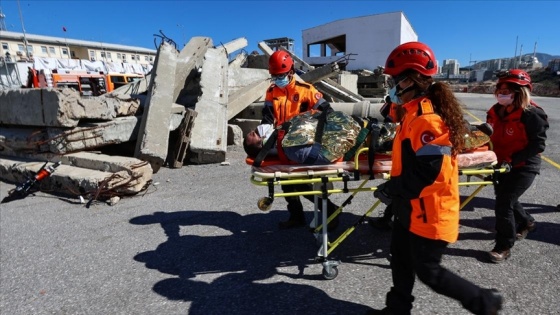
top-left (485, 69), bottom-right (548, 263)
top-left (367, 42), bottom-right (503, 315)
top-left (261, 50), bottom-right (339, 230)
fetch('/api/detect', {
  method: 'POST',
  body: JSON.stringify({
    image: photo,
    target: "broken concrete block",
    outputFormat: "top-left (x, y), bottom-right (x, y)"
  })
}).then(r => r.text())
top-left (227, 78), bottom-right (269, 120)
top-left (188, 48), bottom-right (228, 164)
top-left (134, 42), bottom-right (178, 173)
top-left (0, 152), bottom-right (152, 197)
top-left (0, 88), bottom-right (139, 127)
top-left (216, 37), bottom-right (248, 56)
top-left (227, 124), bottom-right (243, 146)
top-left (229, 51), bottom-right (247, 68)
top-left (174, 37), bottom-right (213, 105)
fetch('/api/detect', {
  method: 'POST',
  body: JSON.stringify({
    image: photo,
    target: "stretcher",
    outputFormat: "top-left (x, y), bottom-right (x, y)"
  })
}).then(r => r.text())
top-left (247, 146), bottom-right (509, 280)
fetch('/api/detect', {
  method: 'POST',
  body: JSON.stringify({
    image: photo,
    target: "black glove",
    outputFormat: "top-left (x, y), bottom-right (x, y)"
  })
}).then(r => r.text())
top-left (499, 161), bottom-right (512, 172)
top-left (374, 182), bottom-right (392, 205)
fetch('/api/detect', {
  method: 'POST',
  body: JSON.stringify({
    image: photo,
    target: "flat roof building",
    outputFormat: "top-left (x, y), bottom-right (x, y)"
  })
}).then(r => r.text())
top-left (302, 11), bottom-right (417, 71)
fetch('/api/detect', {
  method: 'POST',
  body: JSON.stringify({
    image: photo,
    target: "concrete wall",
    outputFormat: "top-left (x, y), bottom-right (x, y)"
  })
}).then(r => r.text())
top-left (302, 12), bottom-right (418, 71)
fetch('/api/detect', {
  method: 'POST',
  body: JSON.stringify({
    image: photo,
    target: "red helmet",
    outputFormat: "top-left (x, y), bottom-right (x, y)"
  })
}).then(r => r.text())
top-left (497, 69), bottom-right (532, 91)
top-left (269, 50), bottom-right (294, 75)
top-left (384, 42), bottom-right (437, 77)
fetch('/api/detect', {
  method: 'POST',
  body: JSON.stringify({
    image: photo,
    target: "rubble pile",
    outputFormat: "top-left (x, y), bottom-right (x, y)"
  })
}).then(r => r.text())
top-left (0, 36), bottom-right (382, 205)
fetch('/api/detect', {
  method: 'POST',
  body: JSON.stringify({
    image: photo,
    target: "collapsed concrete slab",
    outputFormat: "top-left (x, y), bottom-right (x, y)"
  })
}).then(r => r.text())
top-left (0, 113), bottom-right (184, 155)
top-left (174, 37), bottom-right (213, 105)
top-left (229, 51), bottom-right (248, 68)
top-left (0, 88), bottom-right (140, 127)
top-left (232, 100), bottom-right (385, 122)
top-left (216, 37), bottom-right (248, 56)
top-left (0, 152), bottom-right (152, 197)
top-left (134, 42), bottom-right (178, 173)
top-left (188, 48), bottom-right (228, 164)
top-left (227, 68), bottom-right (270, 120)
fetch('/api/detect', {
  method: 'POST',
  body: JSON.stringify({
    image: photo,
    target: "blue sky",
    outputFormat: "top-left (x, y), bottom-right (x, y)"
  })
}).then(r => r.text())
top-left (1, 0), bottom-right (558, 67)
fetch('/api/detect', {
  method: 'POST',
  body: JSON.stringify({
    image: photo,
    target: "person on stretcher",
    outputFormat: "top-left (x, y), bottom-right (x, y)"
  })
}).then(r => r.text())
top-left (244, 110), bottom-right (365, 164)
top-left (245, 109), bottom-right (491, 167)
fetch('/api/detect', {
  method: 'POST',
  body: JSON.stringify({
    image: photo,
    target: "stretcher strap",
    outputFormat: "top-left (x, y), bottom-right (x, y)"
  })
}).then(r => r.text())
top-left (253, 129), bottom-right (279, 167)
top-left (303, 109), bottom-right (329, 165)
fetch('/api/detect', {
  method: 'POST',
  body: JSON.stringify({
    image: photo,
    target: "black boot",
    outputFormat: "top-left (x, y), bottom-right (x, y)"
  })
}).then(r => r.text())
top-left (279, 197), bottom-right (306, 229)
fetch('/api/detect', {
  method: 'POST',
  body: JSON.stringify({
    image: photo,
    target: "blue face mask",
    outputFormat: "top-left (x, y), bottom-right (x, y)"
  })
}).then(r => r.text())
top-left (388, 86), bottom-right (403, 105)
top-left (274, 75), bottom-right (290, 88)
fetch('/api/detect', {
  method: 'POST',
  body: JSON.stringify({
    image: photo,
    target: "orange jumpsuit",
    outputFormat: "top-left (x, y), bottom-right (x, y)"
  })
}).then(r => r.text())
top-left (261, 78), bottom-right (327, 125)
top-left (383, 97), bottom-right (495, 315)
top-left (386, 97), bottom-right (459, 243)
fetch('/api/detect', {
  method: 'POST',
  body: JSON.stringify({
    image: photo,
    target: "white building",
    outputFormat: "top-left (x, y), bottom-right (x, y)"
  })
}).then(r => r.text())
top-left (0, 30), bottom-right (156, 65)
top-left (0, 30), bottom-right (156, 90)
top-left (441, 59), bottom-right (460, 76)
top-left (302, 12), bottom-right (418, 71)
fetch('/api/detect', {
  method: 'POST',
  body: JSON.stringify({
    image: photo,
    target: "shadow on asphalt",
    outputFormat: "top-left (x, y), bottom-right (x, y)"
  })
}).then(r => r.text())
top-left (129, 209), bottom-right (385, 314)
top-left (460, 195), bottom-right (558, 215)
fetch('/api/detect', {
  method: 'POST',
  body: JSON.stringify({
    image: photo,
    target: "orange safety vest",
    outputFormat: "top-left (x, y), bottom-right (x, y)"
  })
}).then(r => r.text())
top-left (390, 97), bottom-right (460, 243)
top-left (264, 78), bottom-right (325, 125)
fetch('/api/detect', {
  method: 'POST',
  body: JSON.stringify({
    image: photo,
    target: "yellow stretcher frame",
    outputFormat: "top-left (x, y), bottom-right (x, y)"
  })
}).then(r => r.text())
top-left (249, 147), bottom-right (509, 280)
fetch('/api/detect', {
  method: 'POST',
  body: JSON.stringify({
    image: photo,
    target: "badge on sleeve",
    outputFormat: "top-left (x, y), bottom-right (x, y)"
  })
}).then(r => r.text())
top-left (420, 131), bottom-right (435, 144)
top-left (293, 94), bottom-right (299, 102)
top-left (315, 92), bottom-right (322, 100)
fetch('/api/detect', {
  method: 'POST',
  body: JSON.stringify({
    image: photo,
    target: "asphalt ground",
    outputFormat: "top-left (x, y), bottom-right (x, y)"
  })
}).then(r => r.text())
top-left (1, 93), bottom-right (559, 315)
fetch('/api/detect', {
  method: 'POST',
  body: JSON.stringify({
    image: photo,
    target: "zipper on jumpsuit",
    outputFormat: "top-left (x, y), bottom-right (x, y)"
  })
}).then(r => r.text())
top-left (282, 89), bottom-right (289, 124)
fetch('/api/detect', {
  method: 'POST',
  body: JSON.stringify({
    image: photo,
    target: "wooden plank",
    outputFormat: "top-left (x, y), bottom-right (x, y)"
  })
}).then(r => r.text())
top-left (168, 108), bottom-right (197, 168)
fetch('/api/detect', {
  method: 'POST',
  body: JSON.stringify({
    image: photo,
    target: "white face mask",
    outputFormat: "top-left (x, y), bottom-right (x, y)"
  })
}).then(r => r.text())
top-left (496, 94), bottom-right (514, 106)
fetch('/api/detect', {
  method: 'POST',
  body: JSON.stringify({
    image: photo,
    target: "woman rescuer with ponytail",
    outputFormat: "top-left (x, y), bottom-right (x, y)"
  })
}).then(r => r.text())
top-left (367, 42), bottom-right (503, 315)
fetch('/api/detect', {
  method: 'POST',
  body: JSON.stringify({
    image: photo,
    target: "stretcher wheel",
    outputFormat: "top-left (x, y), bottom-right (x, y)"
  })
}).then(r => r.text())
top-left (322, 266), bottom-right (338, 280)
top-left (257, 197), bottom-right (273, 211)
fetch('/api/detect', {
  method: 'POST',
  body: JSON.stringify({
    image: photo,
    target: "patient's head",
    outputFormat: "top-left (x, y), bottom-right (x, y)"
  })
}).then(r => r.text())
top-left (243, 129), bottom-right (263, 158)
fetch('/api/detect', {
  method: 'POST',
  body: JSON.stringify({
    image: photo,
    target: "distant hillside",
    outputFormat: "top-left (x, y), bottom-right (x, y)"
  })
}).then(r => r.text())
top-left (534, 53), bottom-right (560, 66)
top-left (462, 68), bottom-right (560, 97)
top-left (470, 53), bottom-right (560, 69)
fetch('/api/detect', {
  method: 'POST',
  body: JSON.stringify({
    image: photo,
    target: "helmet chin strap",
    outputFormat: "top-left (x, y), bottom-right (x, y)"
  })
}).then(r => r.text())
top-left (396, 83), bottom-right (415, 97)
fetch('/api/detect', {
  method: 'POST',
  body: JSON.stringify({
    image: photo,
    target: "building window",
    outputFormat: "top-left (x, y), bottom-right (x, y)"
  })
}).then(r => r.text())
top-left (2, 42), bottom-right (8, 50)
top-left (117, 53), bottom-right (121, 59)
top-left (89, 50), bottom-right (95, 60)
top-left (100, 52), bottom-right (106, 58)
top-left (61, 48), bottom-right (69, 56)
top-left (106, 52), bottom-right (112, 59)
top-left (122, 54), bottom-right (126, 60)
top-left (149, 56), bottom-right (153, 62)
top-left (144, 56), bottom-right (148, 61)
top-left (49, 47), bottom-right (56, 54)
top-left (41, 46), bottom-right (48, 54)
top-left (18, 44), bottom-right (25, 52)
top-left (131, 55), bottom-right (135, 60)
top-left (26, 45), bottom-right (33, 54)
top-left (136, 54), bottom-right (139, 60)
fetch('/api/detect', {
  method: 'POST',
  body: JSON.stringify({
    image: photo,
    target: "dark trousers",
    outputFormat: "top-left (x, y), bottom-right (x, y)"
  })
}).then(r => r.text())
top-left (382, 204), bottom-right (394, 220)
top-left (281, 184), bottom-right (337, 220)
top-left (493, 168), bottom-right (537, 249)
top-left (386, 222), bottom-right (495, 315)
